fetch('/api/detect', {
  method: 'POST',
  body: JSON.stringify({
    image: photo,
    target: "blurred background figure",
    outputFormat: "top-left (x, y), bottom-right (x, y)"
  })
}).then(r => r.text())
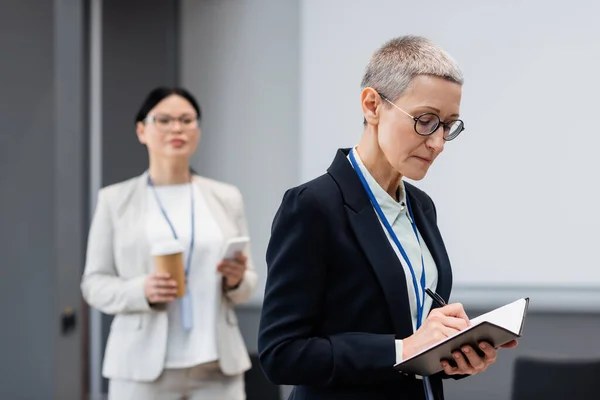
top-left (81, 87), bottom-right (257, 400)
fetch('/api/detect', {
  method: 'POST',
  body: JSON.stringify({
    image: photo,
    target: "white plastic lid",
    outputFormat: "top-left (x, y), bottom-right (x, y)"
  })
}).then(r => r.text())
top-left (151, 239), bottom-right (185, 256)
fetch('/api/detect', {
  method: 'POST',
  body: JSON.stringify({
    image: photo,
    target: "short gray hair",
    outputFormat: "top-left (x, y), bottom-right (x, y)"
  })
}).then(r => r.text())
top-left (361, 35), bottom-right (463, 102)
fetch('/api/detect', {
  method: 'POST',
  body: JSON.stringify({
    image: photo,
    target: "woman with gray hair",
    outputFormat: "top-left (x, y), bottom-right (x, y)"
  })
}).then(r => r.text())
top-left (258, 35), bottom-right (517, 400)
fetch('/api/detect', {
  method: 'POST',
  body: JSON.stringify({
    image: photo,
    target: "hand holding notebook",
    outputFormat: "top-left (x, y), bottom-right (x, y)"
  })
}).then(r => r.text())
top-left (395, 294), bottom-right (529, 376)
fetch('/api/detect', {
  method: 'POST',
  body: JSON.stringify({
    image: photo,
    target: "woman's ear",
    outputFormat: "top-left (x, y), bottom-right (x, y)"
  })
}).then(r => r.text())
top-left (361, 87), bottom-right (381, 126)
top-left (136, 121), bottom-right (147, 144)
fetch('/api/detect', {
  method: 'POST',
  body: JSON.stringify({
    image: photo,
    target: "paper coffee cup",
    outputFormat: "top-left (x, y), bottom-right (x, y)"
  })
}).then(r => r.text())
top-left (151, 240), bottom-right (186, 298)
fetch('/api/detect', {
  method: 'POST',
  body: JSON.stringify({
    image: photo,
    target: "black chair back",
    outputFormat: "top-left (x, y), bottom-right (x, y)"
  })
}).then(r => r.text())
top-left (512, 356), bottom-right (600, 400)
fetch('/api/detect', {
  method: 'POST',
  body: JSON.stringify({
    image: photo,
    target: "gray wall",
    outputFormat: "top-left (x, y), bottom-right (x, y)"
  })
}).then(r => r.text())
top-left (0, 1), bottom-right (87, 399)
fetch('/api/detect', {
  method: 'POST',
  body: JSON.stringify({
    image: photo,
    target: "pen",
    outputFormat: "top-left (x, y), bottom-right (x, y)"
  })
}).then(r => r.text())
top-left (425, 288), bottom-right (446, 308)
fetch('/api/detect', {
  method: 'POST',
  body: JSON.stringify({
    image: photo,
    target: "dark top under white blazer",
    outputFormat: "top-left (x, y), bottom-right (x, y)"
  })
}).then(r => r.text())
top-left (258, 148), bottom-right (460, 400)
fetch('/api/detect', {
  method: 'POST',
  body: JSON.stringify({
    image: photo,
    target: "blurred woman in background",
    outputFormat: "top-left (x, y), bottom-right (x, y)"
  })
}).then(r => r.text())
top-left (81, 86), bottom-right (256, 400)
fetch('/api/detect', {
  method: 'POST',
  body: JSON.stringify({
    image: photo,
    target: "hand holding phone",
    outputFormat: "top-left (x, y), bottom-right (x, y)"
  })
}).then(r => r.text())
top-left (218, 236), bottom-right (250, 289)
top-left (222, 236), bottom-right (250, 260)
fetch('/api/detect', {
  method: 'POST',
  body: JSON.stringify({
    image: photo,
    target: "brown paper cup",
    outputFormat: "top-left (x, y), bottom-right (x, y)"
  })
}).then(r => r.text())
top-left (151, 240), bottom-right (186, 298)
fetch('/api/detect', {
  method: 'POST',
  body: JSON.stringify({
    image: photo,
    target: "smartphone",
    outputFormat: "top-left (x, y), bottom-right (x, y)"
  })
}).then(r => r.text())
top-left (222, 236), bottom-right (250, 260)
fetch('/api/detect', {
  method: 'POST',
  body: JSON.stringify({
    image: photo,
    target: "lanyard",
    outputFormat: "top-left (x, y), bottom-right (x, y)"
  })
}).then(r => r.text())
top-left (349, 150), bottom-right (427, 328)
top-left (147, 175), bottom-right (195, 279)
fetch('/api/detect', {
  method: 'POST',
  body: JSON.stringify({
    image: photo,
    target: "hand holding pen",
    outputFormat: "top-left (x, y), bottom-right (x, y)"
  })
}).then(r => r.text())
top-left (402, 289), bottom-right (471, 361)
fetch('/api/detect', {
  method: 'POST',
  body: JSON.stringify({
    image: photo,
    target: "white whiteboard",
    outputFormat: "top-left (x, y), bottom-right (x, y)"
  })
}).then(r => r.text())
top-left (300, 0), bottom-right (600, 290)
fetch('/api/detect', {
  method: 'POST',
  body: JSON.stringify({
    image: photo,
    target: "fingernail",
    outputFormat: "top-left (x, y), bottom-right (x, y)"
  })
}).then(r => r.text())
top-left (441, 362), bottom-right (448, 368)
top-left (480, 343), bottom-right (487, 349)
top-left (463, 347), bottom-right (470, 353)
top-left (454, 353), bottom-right (460, 359)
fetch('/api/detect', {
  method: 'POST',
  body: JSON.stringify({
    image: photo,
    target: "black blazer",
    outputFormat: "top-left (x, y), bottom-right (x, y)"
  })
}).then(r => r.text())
top-left (258, 148), bottom-right (455, 400)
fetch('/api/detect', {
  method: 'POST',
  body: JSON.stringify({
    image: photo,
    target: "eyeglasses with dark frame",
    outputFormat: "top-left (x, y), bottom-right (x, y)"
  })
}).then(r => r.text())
top-left (378, 92), bottom-right (465, 141)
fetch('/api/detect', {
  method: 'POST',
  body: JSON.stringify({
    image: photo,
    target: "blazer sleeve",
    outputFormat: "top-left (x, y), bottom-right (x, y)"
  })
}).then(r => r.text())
top-left (258, 187), bottom-right (398, 387)
top-left (224, 187), bottom-right (258, 304)
top-left (80, 189), bottom-right (152, 314)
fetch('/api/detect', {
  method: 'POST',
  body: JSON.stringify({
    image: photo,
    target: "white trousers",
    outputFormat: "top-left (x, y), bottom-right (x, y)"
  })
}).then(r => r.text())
top-left (108, 361), bottom-right (245, 400)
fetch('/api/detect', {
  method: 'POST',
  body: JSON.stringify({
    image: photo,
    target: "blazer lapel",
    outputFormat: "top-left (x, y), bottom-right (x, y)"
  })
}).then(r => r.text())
top-left (116, 173), bottom-right (151, 274)
top-left (328, 149), bottom-right (414, 337)
top-left (406, 186), bottom-right (452, 305)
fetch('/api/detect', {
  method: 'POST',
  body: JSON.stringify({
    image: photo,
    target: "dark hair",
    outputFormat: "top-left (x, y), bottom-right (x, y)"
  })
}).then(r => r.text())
top-left (134, 86), bottom-right (201, 124)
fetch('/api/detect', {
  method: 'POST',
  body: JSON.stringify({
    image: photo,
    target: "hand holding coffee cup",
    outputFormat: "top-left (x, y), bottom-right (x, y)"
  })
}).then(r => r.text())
top-left (149, 240), bottom-right (186, 304)
top-left (144, 271), bottom-right (178, 304)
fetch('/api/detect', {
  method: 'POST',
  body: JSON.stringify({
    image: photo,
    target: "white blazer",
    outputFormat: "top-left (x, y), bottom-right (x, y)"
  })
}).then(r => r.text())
top-left (81, 173), bottom-right (257, 382)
